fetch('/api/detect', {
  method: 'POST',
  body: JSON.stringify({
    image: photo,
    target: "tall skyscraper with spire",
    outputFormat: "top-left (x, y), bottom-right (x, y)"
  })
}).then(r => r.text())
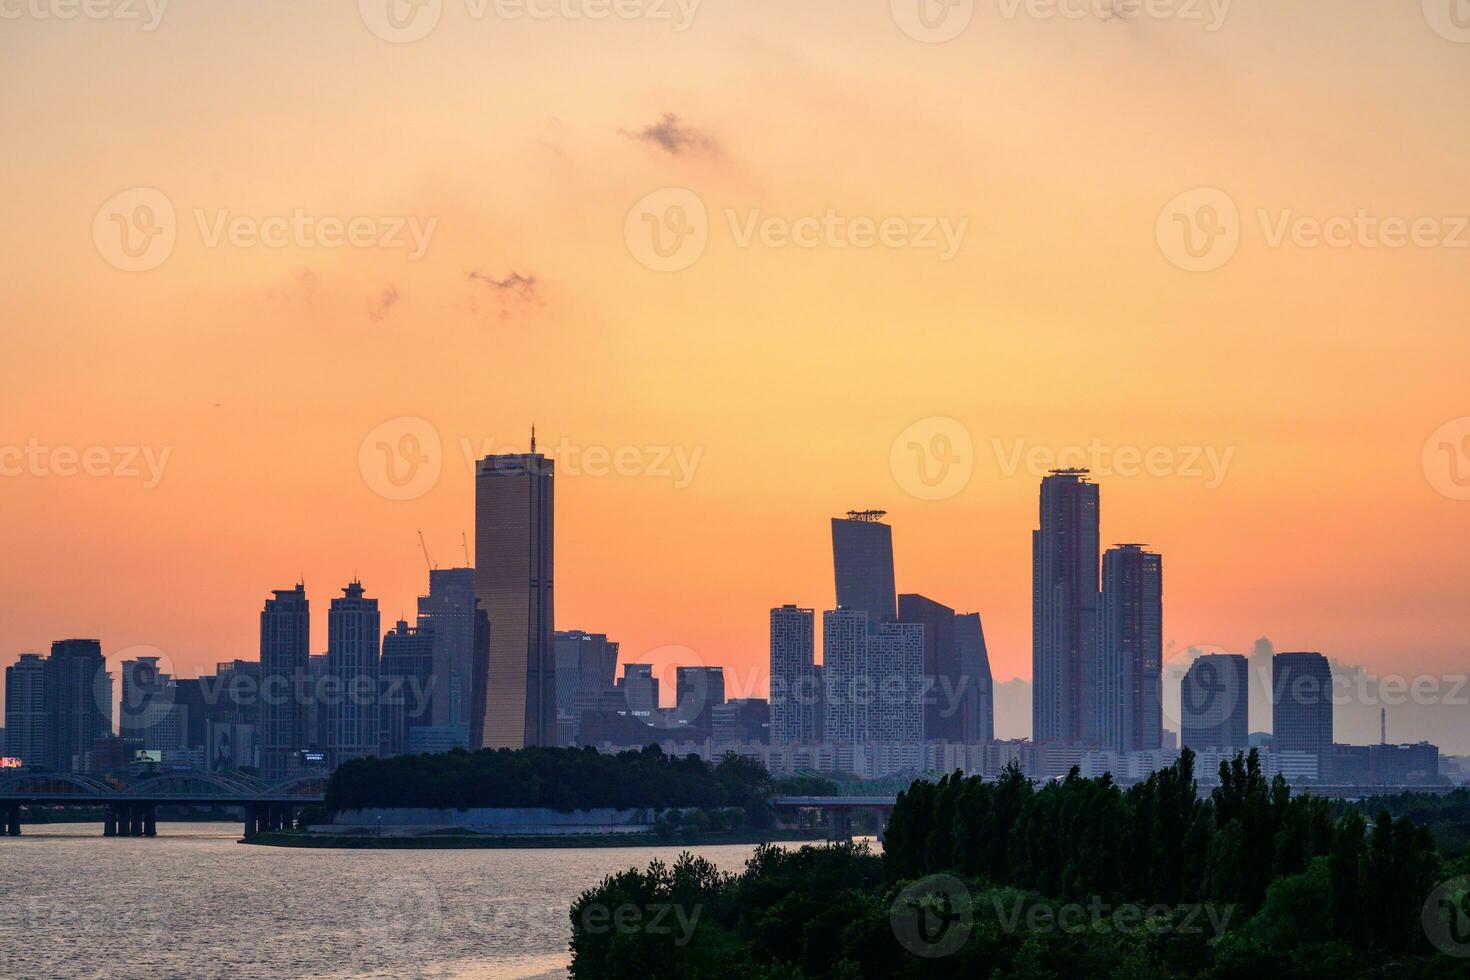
top-left (1032, 469), bottom-right (1100, 745)
top-left (260, 584), bottom-right (309, 778)
top-left (474, 433), bottom-right (556, 749)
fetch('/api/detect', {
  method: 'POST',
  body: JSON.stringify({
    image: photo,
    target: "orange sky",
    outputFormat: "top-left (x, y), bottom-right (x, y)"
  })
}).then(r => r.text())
top-left (2, 1), bottom-right (1469, 708)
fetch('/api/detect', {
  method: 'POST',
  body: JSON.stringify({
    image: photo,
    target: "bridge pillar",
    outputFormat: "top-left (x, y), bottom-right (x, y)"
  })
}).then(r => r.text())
top-left (129, 803), bottom-right (144, 837)
top-left (875, 807), bottom-right (892, 844)
top-left (828, 808), bottom-right (853, 842)
top-left (282, 805), bottom-right (295, 831)
top-left (143, 804), bottom-right (157, 838)
top-left (4, 804), bottom-right (20, 836)
top-left (104, 805), bottom-right (118, 837)
top-left (244, 806), bottom-right (259, 838)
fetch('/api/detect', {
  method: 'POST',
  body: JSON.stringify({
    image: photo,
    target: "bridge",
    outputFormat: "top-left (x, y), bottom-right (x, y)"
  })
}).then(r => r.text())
top-left (0, 770), bottom-right (327, 838)
top-left (768, 795), bottom-right (900, 842)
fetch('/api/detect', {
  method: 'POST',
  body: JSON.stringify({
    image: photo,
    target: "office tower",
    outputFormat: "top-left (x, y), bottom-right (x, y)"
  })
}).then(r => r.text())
top-left (1180, 653), bottom-right (1249, 752)
top-left (1098, 544), bottom-right (1163, 752)
top-left (618, 664), bottom-right (659, 720)
top-left (769, 605), bottom-right (817, 746)
top-left (172, 678), bottom-right (209, 757)
top-left (713, 698), bottom-right (770, 745)
top-left (831, 511), bottom-right (897, 631)
top-left (554, 630), bottom-right (620, 746)
top-left (475, 443), bottom-right (555, 749)
top-left (259, 584), bottom-right (309, 778)
top-left (898, 594), bottom-right (960, 743)
top-left (45, 639), bottom-right (111, 772)
top-left (417, 567), bottom-right (479, 742)
top-left (954, 612), bottom-right (995, 744)
top-left (380, 618), bottom-right (436, 757)
top-left (868, 622), bottom-right (925, 745)
top-left (822, 608), bottom-right (868, 743)
top-left (4, 653), bottom-right (49, 769)
top-left (204, 660), bottom-right (262, 772)
top-left (674, 666), bottom-right (725, 730)
top-left (326, 581), bottom-right (380, 768)
top-left (1273, 652), bottom-right (1334, 763)
top-left (1032, 469), bottom-right (1100, 745)
top-left (119, 656), bottom-right (182, 753)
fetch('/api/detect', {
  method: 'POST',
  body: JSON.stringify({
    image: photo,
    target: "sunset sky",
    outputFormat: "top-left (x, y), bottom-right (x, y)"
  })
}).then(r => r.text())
top-left (2, 1), bottom-right (1468, 719)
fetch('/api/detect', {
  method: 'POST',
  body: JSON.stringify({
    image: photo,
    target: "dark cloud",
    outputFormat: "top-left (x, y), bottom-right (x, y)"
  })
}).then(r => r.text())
top-left (620, 112), bottom-right (720, 158)
top-left (369, 284), bottom-right (400, 322)
top-left (468, 269), bottom-right (540, 319)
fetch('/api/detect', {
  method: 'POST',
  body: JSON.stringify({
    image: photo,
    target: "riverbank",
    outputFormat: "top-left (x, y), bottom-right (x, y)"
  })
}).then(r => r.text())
top-left (241, 827), bottom-right (831, 849)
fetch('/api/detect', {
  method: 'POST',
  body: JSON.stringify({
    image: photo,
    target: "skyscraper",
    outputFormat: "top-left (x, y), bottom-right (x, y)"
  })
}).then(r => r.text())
top-left (954, 612), bottom-right (995, 745)
top-left (867, 622), bottom-right (925, 745)
top-left (1273, 652), bottom-right (1333, 765)
top-left (898, 594), bottom-right (960, 743)
top-left (259, 584), bottom-right (309, 778)
top-left (674, 666), bottom-right (726, 731)
top-left (1032, 470), bottom-right (1100, 745)
top-left (831, 511), bottom-right (897, 631)
top-left (326, 581), bottom-right (380, 768)
top-left (1098, 544), bottom-right (1163, 753)
top-left (379, 618), bottom-right (435, 757)
top-left (119, 656), bottom-right (181, 753)
top-left (1180, 653), bottom-right (1249, 752)
top-left (769, 604), bottom-right (817, 746)
top-left (475, 444), bottom-right (555, 749)
top-left (417, 567), bottom-right (479, 741)
top-left (822, 608), bottom-right (868, 743)
top-left (553, 629), bottom-right (619, 746)
top-left (45, 639), bottom-right (111, 772)
top-left (4, 653), bottom-right (49, 769)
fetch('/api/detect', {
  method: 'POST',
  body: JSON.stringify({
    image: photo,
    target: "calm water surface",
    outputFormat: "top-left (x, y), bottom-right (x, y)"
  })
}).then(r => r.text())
top-left (0, 823), bottom-right (787, 979)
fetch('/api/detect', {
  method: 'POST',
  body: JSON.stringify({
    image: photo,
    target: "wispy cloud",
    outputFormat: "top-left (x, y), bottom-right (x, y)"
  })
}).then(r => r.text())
top-left (369, 284), bottom-right (400, 322)
top-left (467, 269), bottom-right (541, 319)
top-left (620, 112), bottom-right (720, 158)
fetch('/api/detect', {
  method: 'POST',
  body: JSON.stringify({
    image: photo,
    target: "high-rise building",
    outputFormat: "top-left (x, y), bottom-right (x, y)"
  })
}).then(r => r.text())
top-left (553, 629), bottom-right (620, 746)
top-left (119, 656), bottom-right (182, 753)
top-left (326, 581), bottom-right (380, 768)
top-left (1032, 470), bottom-right (1100, 745)
top-left (618, 664), bottom-right (659, 720)
top-left (1098, 544), bottom-right (1163, 752)
top-left (769, 605), bottom-right (817, 746)
top-left (674, 666), bottom-right (725, 731)
top-left (1180, 653), bottom-right (1249, 752)
top-left (4, 653), bottom-right (49, 769)
top-left (259, 584), bottom-right (309, 778)
top-left (1273, 652), bottom-right (1333, 766)
top-left (954, 612), bottom-right (995, 744)
top-left (867, 622), bottom-right (925, 745)
top-left (898, 594), bottom-right (960, 743)
top-left (831, 511), bottom-right (897, 631)
top-left (380, 618), bottom-right (436, 757)
top-left (45, 639), bottom-right (111, 772)
top-left (474, 444), bottom-right (555, 749)
top-left (417, 567), bottom-right (479, 742)
top-left (822, 608), bottom-right (868, 743)
top-left (712, 698), bottom-right (769, 745)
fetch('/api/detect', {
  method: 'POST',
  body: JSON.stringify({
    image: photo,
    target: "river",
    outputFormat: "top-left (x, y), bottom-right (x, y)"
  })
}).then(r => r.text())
top-left (0, 823), bottom-right (790, 979)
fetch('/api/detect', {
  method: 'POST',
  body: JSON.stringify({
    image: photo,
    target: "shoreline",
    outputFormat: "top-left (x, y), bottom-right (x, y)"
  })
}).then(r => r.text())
top-left (240, 828), bottom-right (833, 849)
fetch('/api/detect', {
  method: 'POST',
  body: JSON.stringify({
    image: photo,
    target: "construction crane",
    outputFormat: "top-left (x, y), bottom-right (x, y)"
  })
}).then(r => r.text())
top-left (418, 531), bottom-right (435, 572)
top-left (461, 531), bottom-right (471, 566)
